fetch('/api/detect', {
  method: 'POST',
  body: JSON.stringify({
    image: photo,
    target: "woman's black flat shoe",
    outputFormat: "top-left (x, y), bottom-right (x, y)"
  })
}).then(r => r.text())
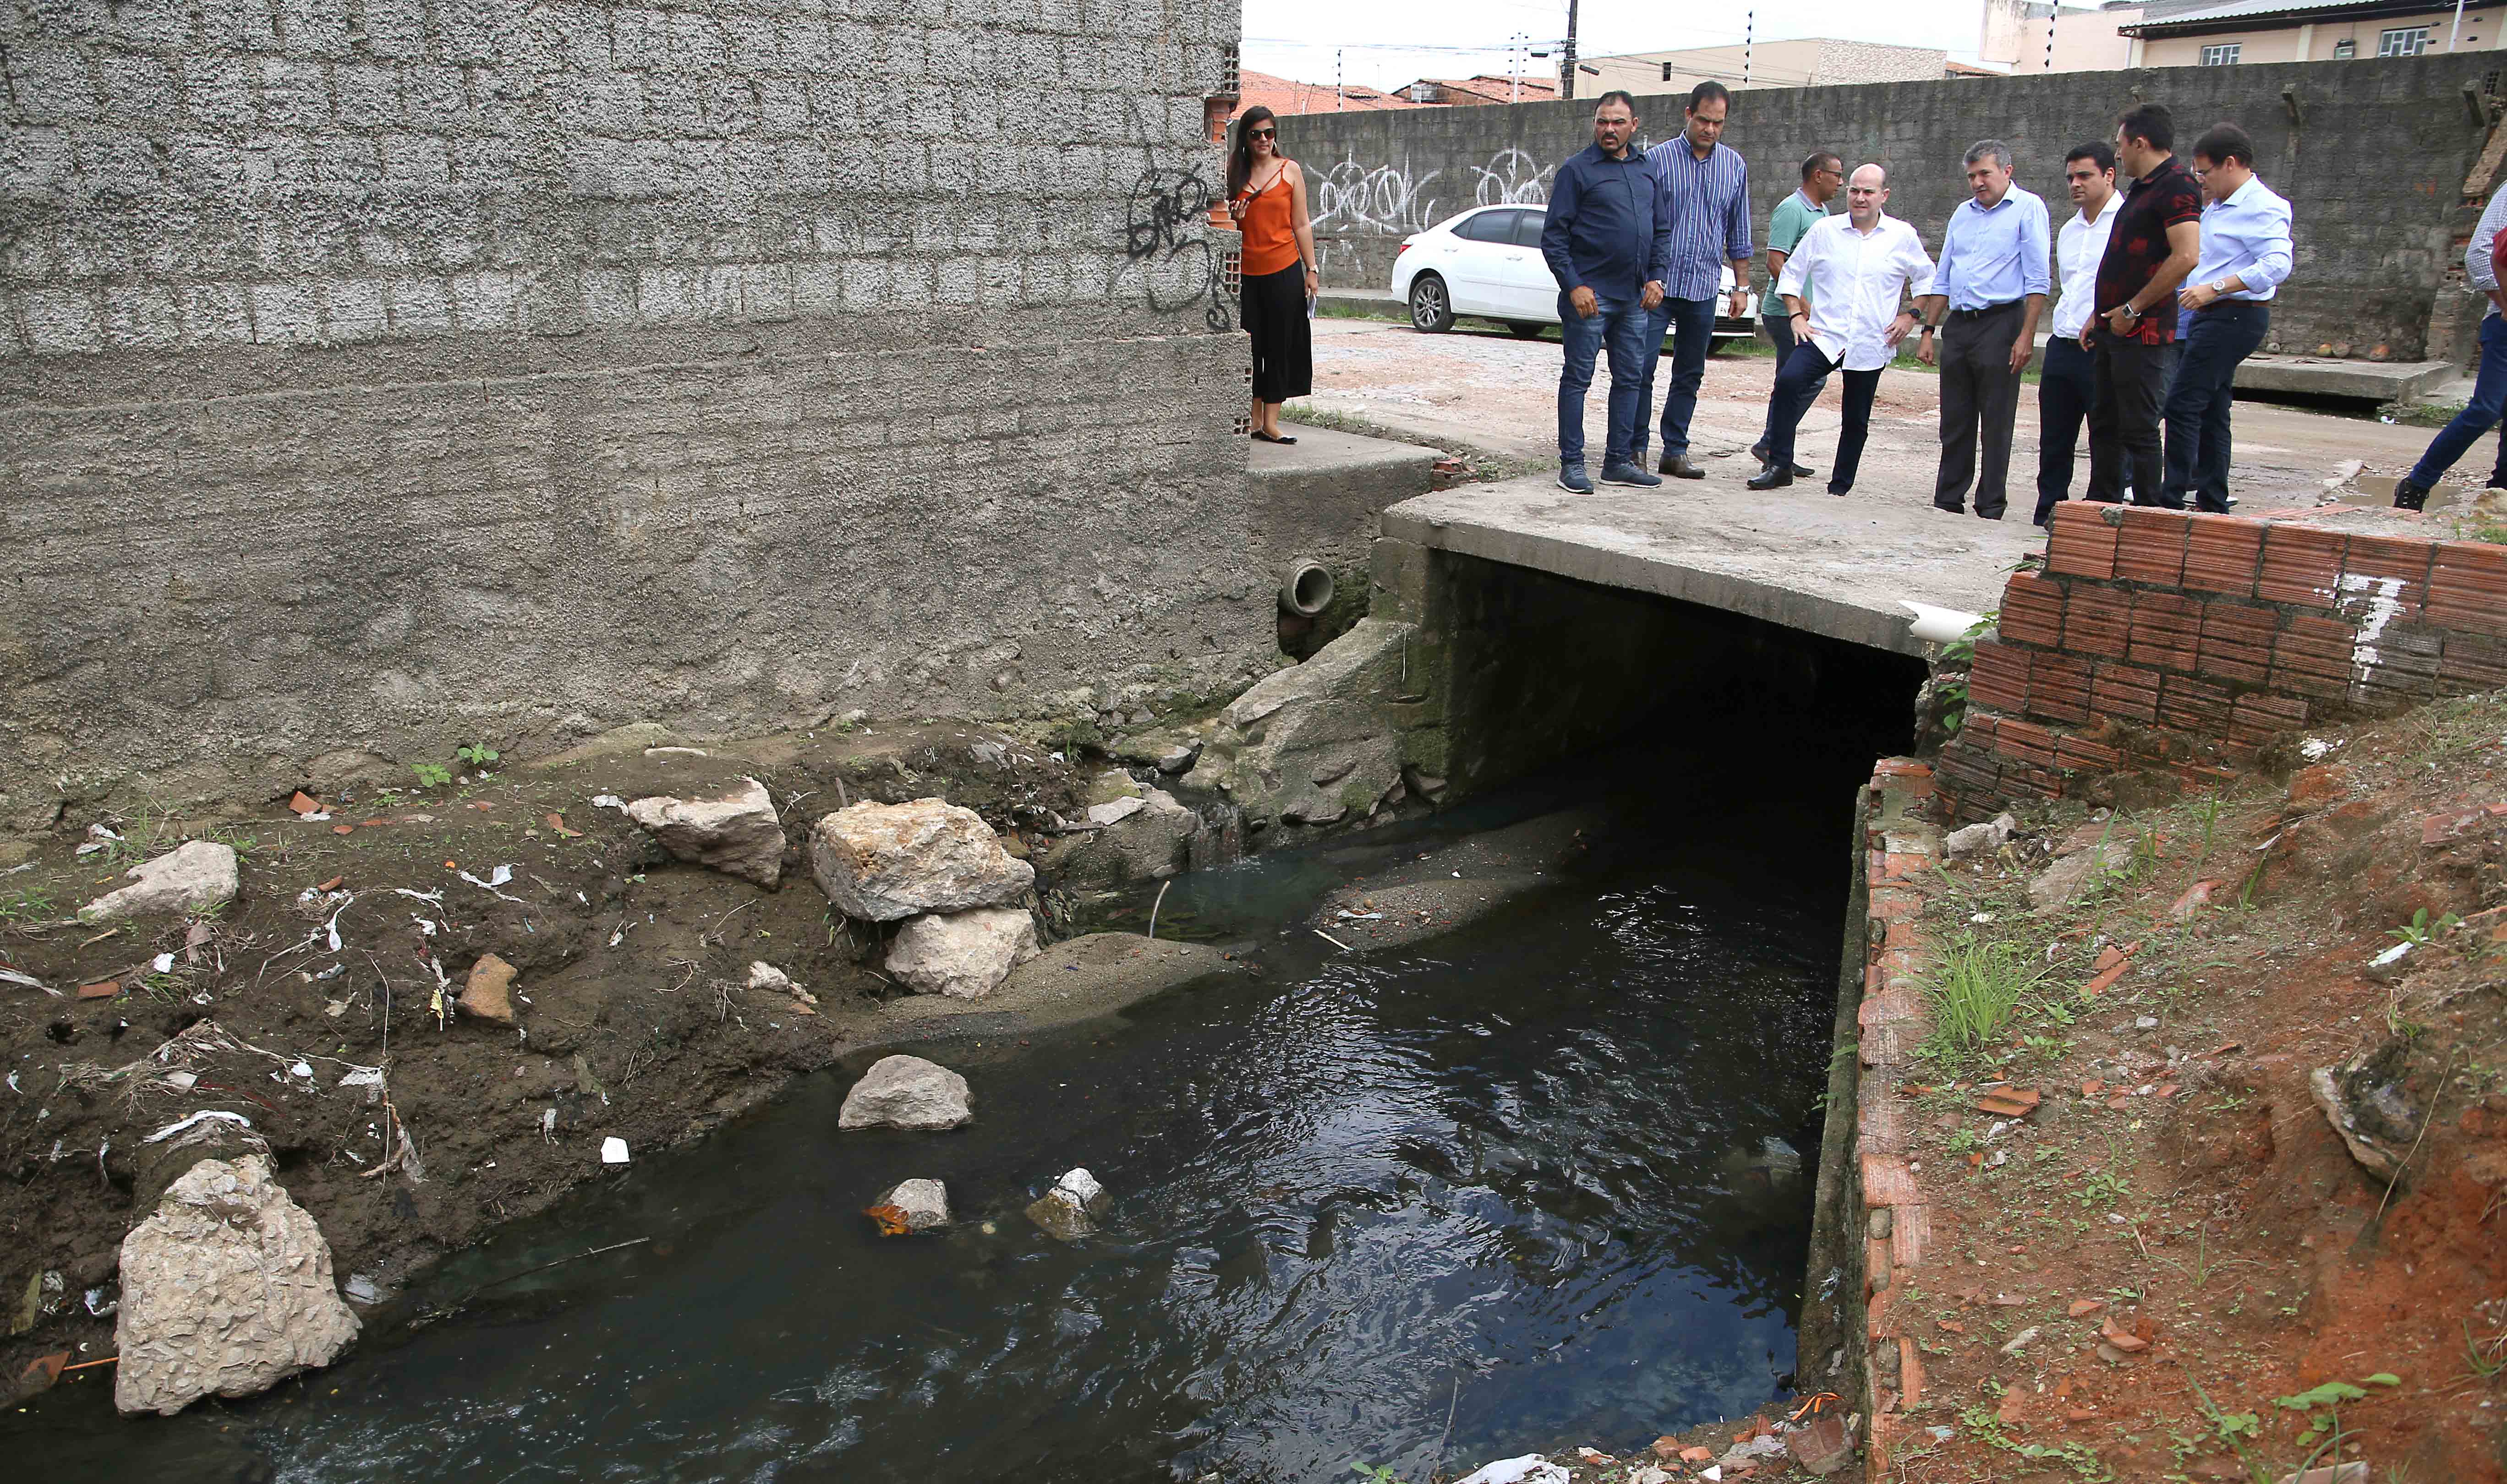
top-left (1252, 430), bottom-right (1297, 444)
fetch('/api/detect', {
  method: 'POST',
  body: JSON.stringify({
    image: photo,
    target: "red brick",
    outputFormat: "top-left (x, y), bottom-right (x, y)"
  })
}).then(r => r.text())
top-left (1998, 571), bottom-right (2066, 648)
top-left (2340, 533), bottom-right (2435, 616)
top-left (2228, 691), bottom-right (2310, 746)
top-left (2026, 651), bottom-right (2093, 725)
top-left (2125, 589), bottom-right (2203, 673)
top-left (2429, 540), bottom-right (2507, 637)
top-left (2047, 501), bottom-right (2120, 580)
top-left (1967, 640), bottom-right (2031, 715)
top-left (2056, 732), bottom-right (2124, 772)
top-left (2181, 514), bottom-right (2266, 597)
top-left (2438, 632), bottom-right (2507, 694)
top-left (2063, 584), bottom-right (2132, 659)
top-left (2157, 673), bottom-right (2233, 737)
top-left (2114, 507), bottom-right (2192, 587)
top-left (2091, 661), bottom-right (2162, 723)
top-left (2271, 611), bottom-right (2357, 698)
top-left (2350, 623), bottom-right (2441, 713)
top-left (2256, 525), bottom-right (2348, 609)
top-left (1994, 718), bottom-right (2061, 768)
top-left (2196, 600), bottom-right (2278, 687)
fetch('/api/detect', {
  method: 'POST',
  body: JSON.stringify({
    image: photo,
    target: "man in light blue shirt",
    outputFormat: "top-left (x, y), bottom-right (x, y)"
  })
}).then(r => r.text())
top-left (2162, 121), bottom-right (2294, 513)
top-left (1635, 80), bottom-right (1752, 480)
top-left (1915, 139), bottom-right (2050, 521)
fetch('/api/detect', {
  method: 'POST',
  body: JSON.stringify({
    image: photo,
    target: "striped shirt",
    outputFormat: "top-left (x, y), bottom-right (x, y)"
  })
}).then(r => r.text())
top-left (1646, 136), bottom-right (1752, 302)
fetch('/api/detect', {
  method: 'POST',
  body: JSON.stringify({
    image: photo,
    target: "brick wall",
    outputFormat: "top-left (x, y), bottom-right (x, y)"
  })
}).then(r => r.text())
top-left (1282, 55), bottom-right (2496, 360)
top-left (1936, 503), bottom-right (2507, 823)
top-left (0, 0), bottom-right (1259, 826)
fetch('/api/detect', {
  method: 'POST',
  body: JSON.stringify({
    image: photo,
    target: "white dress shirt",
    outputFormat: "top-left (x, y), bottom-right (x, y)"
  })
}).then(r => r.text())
top-left (1775, 213), bottom-right (1936, 371)
top-left (2050, 191), bottom-right (2123, 341)
top-left (2469, 183), bottom-right (2507, 319)
top-left (1933, 185), bottom-right (2052, 310)
top-left (2190, 174), bottom-right (2294, 302)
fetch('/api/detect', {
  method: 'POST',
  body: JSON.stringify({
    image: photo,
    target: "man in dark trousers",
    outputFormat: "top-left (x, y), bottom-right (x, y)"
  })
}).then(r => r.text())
top-left (2085, 102), bottom-right (2202, 507)
top-left (2162, 121), bottom-right (2293, 513)
top-left (1750, 150), bottom-right (1843, 478)
top-left (1637, 80), bottom-right (1752, 480)
top-left (1541, 90), bottom-right (1672, 494)
top-left (1916, 140), bottom-right (2050, 520)
top-left (2035, 142), bottom-right (2122, 526)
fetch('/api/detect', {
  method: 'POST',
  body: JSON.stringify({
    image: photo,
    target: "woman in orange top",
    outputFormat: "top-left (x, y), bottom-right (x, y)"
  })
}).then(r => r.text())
top-left (1226, 106), bottom-right (1319, 443)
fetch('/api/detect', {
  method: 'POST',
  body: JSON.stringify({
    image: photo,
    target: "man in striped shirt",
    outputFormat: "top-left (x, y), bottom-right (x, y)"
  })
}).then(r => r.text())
top-left (1636, 81), bottom-right (1754, 480)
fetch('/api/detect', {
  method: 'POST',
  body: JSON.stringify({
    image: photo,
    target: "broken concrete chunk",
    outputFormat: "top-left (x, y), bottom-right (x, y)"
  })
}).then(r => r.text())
top-left (747, 960), bottom-right (818, 1006)
top-left (1043, 788), bottom-right (1202, 889)
top-left (837, 1054), bottom-right (972, 1130)
top-left (1944, 812), bottom-right (2017, 857)
top-left (872, 1178), bottom-right (951, 1233)
top-left (885, 906), bottom-right (1041, 999)
top-left (2311, 1040), bottom-right (2423, 1183)
top-left (623, 776), bottom-right (785, 887)
top-left (78, 840), bottom-right (240, 924)
top-left (114, 1155), bottom-right (359, 1416)
top-left (460, 953), bottom-right (518, 1025)
top-left (809, 799), bottom-right (1033, 922)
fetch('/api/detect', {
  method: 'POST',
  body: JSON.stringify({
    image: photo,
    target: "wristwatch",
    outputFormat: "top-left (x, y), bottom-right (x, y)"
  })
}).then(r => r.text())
top-left (2118, 304), bottom-right (2142, 322)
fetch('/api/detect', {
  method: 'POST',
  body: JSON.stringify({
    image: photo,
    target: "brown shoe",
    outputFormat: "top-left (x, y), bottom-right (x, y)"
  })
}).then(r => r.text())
top-left (1659, 454), bottom-right (1706, 479)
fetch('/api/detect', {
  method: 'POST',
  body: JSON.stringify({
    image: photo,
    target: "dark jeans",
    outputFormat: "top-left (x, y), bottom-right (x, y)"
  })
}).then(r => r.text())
top-left (1636, 294), bottom-right (1718, 459)
top-left (2411, 311), bottom-right (2507, 489)
top-left (1766, 341), bottom-right (1882, 493)
top-left (2034, 336), bottom-right (2096, 524)
top-left (1936, 300), bottom-right (2026, 518)
top-left (2087, 336), bottom-right (2171, 507)
top-left (1757, 310), bottom-right (1829, 451)
top-left (1556, 289), bottom-right (1650, 469)
top-left (2161, 301), bottom-right (2269, 513)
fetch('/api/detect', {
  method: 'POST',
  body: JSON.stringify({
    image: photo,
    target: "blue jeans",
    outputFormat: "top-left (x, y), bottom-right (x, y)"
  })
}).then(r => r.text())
top-left (1557, 289), bottom-right (1650, 469)
top-left (1758, 311), bottom-right (1829, 451)
top-left (2161, 302), bottom-right (2269, 513)
top-left (1636, 295), bottom-right (1718, 459)
top-left (2410, 311), bottom-right (2507, 490)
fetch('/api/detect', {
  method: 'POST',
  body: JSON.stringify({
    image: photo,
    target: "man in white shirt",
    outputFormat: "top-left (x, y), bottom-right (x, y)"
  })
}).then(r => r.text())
top-left (1752, 164), bottom-right (1936, 495)
top-left (2162, 121), bottom-right (2294, 513)
top-left (2035, 142), bottom-right (2123, 526)
top-left (2395, 180), bottom-right (2507, 511)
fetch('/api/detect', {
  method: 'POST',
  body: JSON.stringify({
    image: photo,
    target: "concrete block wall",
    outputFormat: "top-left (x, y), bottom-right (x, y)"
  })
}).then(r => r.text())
top-left (1935, 503), bottom-right (2507, 822)
top-left (0, 0), bottom-right (1255, 825)
top-left (1282, 56), bottom-right (2497, 361)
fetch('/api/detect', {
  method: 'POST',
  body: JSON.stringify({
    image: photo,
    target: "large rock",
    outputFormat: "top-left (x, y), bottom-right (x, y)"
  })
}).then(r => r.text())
top-left (871, 1178), bottom-right (952, 1233)
top-left (114, 1155), bottom-right (360, 1416)
top-left (1193, 619), bottom-right (1415, 830)
top-left (886, 906), bottom-right (1040, 999)
top-left (460, 953), bottom-right (518, 1025)
top-left (810, 799), bottom-right (1033, 922)
top-left (79, 840), bottom-right (240, 924)
top-left (623, 776), bottom-right (785, 887)
top-left (838, 1054), bottom-right (972, 1130)
top-left (1024, 1167), bottom-right (1105, 1242)
top-left (1042, 787), bottom-right (1203, 889)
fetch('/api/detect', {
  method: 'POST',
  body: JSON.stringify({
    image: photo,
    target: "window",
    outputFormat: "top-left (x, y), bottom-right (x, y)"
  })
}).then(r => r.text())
top-left (2333, 38), bottom-right (2356, 57)
top-left (2379, 25), bottom-right (2432, 55)
top-left (2200, 43), bottom-right (2242, 65)
top-left (1455, 210), bottom-right (1520, 244)
top-left (1661, 62), bottom-right (1676, 81)
top-left (1512, 210), bottom-right (1549, 248)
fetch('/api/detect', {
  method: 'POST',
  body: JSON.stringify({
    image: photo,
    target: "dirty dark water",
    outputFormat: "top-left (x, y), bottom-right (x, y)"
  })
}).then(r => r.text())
top-left (13, 731), bottom-right (1888, 1484)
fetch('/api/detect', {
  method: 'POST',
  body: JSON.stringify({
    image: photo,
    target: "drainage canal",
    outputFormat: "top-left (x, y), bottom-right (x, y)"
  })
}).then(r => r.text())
top-left (19, 585), bottom-right (1925, 1484)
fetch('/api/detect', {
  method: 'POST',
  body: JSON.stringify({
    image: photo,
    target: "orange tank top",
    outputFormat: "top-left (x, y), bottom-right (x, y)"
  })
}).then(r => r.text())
top-left (1236, 168), bottom-right (1301, 277)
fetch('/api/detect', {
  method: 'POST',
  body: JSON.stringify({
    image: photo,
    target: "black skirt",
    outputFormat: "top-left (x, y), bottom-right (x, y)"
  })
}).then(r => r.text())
top-left (1242, 263), bottom-right (1312, 403)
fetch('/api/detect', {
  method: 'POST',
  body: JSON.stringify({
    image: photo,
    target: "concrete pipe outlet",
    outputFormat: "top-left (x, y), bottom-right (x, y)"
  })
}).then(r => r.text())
top-left (1279, 560), bottom-right (1335, 618)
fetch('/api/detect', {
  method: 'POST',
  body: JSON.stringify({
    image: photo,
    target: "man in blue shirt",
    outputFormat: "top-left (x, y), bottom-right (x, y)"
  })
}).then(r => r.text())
top-left (1542, 90), bottom-right (1673, 494)
top-left (1916, 139), bottom-right (2051, 521)
top-left (2162, 122), bottom-right (2293, 513)
top-left (1637, 80), bottom-right (1752, 480)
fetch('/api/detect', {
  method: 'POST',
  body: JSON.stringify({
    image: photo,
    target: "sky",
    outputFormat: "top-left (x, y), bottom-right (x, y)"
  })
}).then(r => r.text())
top-left (1241, 0), bottom-right (1997, 93)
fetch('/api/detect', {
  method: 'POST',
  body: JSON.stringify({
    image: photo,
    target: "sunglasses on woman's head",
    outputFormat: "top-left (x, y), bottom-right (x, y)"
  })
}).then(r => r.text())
top-left (1249, 127), bottom-right (1276, 139)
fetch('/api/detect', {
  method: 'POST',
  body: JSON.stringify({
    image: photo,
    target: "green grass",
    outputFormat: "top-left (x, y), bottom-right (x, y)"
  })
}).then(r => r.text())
top-left (2387, 398), bottom-right (2466, 428)
top-left (1919, 933), bottom-right (2047, 1063)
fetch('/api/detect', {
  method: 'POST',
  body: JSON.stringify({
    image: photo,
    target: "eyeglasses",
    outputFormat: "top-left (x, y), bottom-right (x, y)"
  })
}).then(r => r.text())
top-left (1248, 127), bottom-right (1276, 139)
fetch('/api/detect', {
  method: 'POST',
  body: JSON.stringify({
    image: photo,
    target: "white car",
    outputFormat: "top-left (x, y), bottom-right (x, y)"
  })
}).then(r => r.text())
top-left (1389, 204), bottom-right (1759, 344)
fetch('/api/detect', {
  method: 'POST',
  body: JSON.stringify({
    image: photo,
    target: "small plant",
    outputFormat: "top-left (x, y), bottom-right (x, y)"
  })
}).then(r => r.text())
top-left (1349, 1466), bottom-right (1407, 1484)
top-left (1920, 934), bottom-right (2047, 1063)
top-left (411, 762), bottom-right (454, 789)
top-left (2193, 791), bottom-right (2225, 870)
top-left (0, 887), bottom-right (56, 925)
top-left (1947, 1127), bottom-right (1981, 1155)
top-left (2387, 909), bottom-right (2462, 949)
top-left (456, 742), bottom-right (500, 768)
top-left (2463, 1317), bottom-right (2507, 1380)
top-left (2075, 1135), bottom-right (2133, 1209)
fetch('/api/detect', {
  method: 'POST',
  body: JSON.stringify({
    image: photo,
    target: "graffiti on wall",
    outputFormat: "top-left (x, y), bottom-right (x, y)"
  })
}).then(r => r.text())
top-left (1309, 150), bottom-right (1558, 236)
top-left (1122, 167), bottom-right (1233, 333)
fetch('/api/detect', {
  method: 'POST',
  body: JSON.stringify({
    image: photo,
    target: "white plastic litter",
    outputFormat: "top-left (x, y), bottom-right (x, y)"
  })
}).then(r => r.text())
top-left (2372, 942), bottom-right (2411, 966)
top-left (591, 795), bottom-right (625, 809)
top-left (601, 1136), bottom-right (630, 1164)
top-left (163, 1071), bottom-right (196, 1090)
top-left (1454, 1457), bottom-right (1573, 1484)
top-left (290, 1060), bottom-right (313, 1079)
top-left (392, 887), bottom-right (446, 905)
top-left (339, 1068), bottom-right (384, 1089)
top-left (1902, 599), bottom-right (1984, 644)
top-left (143, 1109), bottom-right (252, 1143)
top-left (0, 967), bottom-right (54, 994)
top-left (459, 865), bottom-right (525, 903)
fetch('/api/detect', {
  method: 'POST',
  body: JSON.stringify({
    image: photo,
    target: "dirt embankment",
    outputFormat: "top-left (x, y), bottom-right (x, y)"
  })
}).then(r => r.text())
top-left (0, 721), bottom-right (1122, 1399)
top-left (1870, 689), bottom-right (2507, 1483)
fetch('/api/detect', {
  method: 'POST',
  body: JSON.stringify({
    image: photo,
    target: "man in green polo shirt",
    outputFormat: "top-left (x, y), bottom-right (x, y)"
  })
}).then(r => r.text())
top-left (1752, 150), bottom-right (1843, 476)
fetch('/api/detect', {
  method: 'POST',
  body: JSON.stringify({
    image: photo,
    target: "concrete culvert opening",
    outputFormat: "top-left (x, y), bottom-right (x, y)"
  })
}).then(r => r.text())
top-left (1280, 560), bottom-right (1335, 618)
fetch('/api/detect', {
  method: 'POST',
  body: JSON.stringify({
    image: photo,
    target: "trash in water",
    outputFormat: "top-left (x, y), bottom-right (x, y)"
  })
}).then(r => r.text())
top-left (601, 1137), bottom-right (630, 1165)
top-left (1455, 1457), bottom-right (1572, 1484)
top-left (342, 1274), bottom-right (384, 1304)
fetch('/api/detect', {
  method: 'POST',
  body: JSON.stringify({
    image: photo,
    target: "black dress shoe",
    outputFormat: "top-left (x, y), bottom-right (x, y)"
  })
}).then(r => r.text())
top-left (1746, 465), bottom-right (1794, 491)
top-left (2393, 479), bottom-right (2430, 512)
top-left (1660, 454), bottom-right (1707, 479)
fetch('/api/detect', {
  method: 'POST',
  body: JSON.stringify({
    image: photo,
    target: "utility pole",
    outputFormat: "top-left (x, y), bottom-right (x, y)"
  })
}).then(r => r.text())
top-left (1561, 0), bottom-right (1579, 100)
top-left (1744, 9), bottom-right (1753, 87)
top-left (1336, 47), bottom-right (1343, 111)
